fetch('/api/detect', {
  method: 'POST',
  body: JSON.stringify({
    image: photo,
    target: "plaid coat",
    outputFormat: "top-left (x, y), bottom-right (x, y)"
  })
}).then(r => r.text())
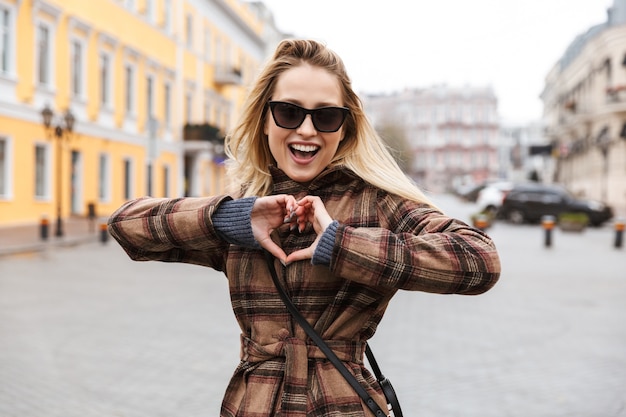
top-left (108, 166), bottom-right (501, 417)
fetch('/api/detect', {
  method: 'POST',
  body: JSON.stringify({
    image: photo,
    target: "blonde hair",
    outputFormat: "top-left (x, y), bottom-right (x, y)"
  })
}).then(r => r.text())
top-left (225, 39), bottom-right (435, 207)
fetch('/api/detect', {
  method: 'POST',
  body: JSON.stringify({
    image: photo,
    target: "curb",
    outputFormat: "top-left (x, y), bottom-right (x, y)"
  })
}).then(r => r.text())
top-left (0, 235), bottom-right (102, 258)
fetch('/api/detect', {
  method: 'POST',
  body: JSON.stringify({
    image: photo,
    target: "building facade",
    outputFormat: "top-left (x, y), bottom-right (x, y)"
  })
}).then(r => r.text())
top-left (362, 85), bottom-right (500, 193)
top-left (542, 0), bottom-right (626, 213)
top-left (0, 0), bottom-right (277, 227)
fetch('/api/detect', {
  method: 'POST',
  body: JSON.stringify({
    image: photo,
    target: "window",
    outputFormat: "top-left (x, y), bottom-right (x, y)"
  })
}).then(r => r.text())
top-left (146, 162), bottom-right (152, 196)
top-left (125, 64), bottom-right (134, 114)
top-left (35, 144), bottom-right (48, 198)
top-left (146, 75), bottom-right (154, 118)
top-left (71, 40), bottom-right (83, 96)
top-left (1, 7), bottom-right (11, 75)
top-left (100, 53), bottom-right (111, 106)
top-left (186, 14), bottom-right (193, 48)
top-left (204, 99), bottom-right (211, 123)
top-left (123, 158), bottom-right (132, 200)
top-left (145, 0), bottom-right (153, 19)
top-left (162, 165), bottom-right (170, 197)
top-left (37, 24), bottom-right (51, 85)
top-left (204, 27), bottom-right (211, 61)
top-left (163, 82), bottom-right (171, 128)
top-left (98, 153), bottom-right (110, 202)
top-left (0, 137), bottom-right (7, 197)
top-left (185, 91), bottom-right (192, 123)
top-left (163, 0), bottom-right (171, 31)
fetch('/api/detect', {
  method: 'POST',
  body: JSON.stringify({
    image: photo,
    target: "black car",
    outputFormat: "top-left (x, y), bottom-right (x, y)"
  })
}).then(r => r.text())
top-left (497, 183), bottom-right (613, 226)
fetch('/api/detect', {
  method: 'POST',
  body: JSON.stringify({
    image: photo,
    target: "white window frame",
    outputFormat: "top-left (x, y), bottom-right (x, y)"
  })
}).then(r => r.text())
top-left (0, 135), bottom-right (12, 199)
top-left (34, 142), bottom-right (51, 200)
top-left (146, 73), bottom-right (155, 119)
top-left (185, 91), bottom-right (193, 123)
top-left (98, 152), bottom-right (111, 203)
top-left (204, 27), bottom-right (211, 62)
top-left (124, 62), bottom-right (136, 116)
top-left (99, 51), bottom-right (113, 109)
top-left (144, 0), bottom-right (154, 22)
top-left (0, 2), bottom-right (16, 79)
top-left (162, 0), bottom-right (171, 32)
top-left (163, 81), bottom-right (172, 129)
top-left (185, 13), bottom-right (193, 49)
top-left (70, 37), bottom-right (87, 99)
top-left (162, 163), bottom-right (170, 198)
top-left (35, 21), bottom-right (54, 89)
top-left (123, 157), bottom-right (134, 200)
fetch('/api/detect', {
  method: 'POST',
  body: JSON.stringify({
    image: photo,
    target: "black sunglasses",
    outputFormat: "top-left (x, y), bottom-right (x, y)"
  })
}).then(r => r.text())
top-left (268, 101), bottom-right (349, 133)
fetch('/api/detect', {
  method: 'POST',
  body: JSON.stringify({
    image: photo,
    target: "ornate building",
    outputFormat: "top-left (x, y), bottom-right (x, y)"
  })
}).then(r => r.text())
top-left (363, 85), bottom-right (500, 193)
top-left (542, 0), bottom-right (626, 213)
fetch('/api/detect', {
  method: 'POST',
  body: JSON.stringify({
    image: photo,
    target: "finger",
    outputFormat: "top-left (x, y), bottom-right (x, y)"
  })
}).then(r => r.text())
top-left (285, 247), bottom-right (313, 264)
top-left (285, 195), bottom-right (298, 213)
top-left (258, 237), bottom-right (287, 262)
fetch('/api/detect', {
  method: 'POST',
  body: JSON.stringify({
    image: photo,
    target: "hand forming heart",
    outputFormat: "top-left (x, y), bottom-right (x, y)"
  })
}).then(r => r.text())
top-left (250, 195), bottom-right (333, 264)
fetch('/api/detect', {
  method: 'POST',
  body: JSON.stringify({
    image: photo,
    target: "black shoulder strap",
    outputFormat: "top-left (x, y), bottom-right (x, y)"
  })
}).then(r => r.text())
top-left (264, 251), bottom-right (389, 417)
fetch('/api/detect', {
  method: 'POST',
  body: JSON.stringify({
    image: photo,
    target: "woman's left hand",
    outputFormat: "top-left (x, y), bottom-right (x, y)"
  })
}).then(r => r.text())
top-left (285, 196), bottom-right (333, 263)
top-left (251, 194), bottom-right (298, 263)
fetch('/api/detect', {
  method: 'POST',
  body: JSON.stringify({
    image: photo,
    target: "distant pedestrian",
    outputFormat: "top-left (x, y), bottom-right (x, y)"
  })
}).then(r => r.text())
top-left (108, 39), bottom-right (501, 417)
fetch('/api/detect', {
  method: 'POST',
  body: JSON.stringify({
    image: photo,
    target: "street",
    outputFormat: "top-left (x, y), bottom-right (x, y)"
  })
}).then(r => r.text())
top-left (0, 194), bottom-right (625, 417)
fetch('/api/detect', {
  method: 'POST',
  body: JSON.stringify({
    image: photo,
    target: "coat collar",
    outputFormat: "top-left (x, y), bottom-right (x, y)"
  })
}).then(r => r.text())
top-left (269, 165), bottom-right (360, 195)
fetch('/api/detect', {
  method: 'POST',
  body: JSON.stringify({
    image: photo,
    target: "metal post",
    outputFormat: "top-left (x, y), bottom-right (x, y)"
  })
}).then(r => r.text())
top-left (100, 223), bottom-right (109, 244)
top-left (40, 216), bottom-right (49, 241)
top-left (615, 219), bottom-right (625, 249)
top-left (542, 215), bottom-right (555, 248)
top-left (54, 127), bottom-right (64, 237)
top-left (42, 106), bottom-right (75, 239)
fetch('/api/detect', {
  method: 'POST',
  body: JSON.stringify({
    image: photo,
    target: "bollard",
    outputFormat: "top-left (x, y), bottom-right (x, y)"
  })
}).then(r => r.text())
top-left (541, 215), bottom-right (555, 248)
top-left (474, 214), bottom-right (489, 231)
top-left (40, 216), bottom-right (49, 241)
top-left (99, 223), bottom-right (109, 244)
top-left (87, 202), bottom-right (97, 233)
top-left (615, 219), bottom-right (625, 249)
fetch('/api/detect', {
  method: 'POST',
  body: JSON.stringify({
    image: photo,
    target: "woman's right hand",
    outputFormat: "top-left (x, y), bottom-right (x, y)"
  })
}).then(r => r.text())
top-left (250, 194), bottom-right (298, 262)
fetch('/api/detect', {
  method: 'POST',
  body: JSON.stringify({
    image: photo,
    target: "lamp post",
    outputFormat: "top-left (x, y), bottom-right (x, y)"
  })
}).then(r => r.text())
top-left (41, 105), bottom-right (75, 238)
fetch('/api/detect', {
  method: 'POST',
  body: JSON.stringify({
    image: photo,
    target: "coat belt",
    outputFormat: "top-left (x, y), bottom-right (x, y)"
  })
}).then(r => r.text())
top-left (240, 331), bottom-right (367, 417)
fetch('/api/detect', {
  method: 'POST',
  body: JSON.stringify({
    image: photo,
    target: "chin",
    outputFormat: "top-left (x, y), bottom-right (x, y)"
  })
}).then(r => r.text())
top-left (285, 168), bottom-right (319, 183)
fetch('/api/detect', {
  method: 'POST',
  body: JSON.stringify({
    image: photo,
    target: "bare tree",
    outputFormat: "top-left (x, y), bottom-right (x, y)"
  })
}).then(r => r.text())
top-left (376, 122), bottom-right (414, 174)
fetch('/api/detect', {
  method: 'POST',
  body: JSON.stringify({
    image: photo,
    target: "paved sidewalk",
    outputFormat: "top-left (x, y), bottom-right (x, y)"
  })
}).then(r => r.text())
top-left (0, 216), bottom-right (109, 257)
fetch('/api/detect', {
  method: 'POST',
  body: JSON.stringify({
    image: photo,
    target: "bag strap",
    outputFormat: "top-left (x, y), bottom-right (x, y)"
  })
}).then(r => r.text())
top-left (264, 251), bottom-right (389, 417)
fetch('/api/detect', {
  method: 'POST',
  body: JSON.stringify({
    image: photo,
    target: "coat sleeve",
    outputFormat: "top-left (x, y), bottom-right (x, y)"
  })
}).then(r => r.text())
top-left (330, 196), bottom-right (501, 295)
top-left (107, 195), bottom-right (232, 270)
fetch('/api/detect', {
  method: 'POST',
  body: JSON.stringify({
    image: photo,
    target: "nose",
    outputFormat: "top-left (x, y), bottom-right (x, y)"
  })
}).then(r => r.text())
top-left (296, 114), bottom-right (317, 135)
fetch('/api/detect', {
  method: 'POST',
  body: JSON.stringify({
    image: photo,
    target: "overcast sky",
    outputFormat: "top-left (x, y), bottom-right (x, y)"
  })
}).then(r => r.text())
top-left (257, 0), bottom-right (614, 125)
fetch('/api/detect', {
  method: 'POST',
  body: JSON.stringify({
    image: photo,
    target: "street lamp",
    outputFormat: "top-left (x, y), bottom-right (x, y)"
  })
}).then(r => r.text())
top-left (41, 104), bottom-right (75, 238)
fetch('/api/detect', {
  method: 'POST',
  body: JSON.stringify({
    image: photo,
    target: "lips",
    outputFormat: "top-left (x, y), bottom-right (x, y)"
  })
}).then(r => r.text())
top-left (289, 143), bottom-right (320, 160)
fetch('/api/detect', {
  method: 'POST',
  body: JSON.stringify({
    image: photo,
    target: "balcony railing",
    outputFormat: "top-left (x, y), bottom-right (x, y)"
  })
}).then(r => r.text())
top-left (214, 64), bottom-right (242, 86)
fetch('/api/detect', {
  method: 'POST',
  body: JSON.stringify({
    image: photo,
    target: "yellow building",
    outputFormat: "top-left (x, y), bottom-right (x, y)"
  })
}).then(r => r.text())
top-left (0, 0), bottom-right (276, 229)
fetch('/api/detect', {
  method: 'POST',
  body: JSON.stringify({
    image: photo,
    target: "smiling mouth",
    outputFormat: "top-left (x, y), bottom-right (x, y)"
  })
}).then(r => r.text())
top-left (289, 144), bottom-right (320, 160)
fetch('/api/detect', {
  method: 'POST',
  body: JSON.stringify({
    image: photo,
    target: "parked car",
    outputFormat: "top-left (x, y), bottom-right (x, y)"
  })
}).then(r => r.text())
top-left (476, 181), bottom-right (515, 214)
top-left (497, 183), bottom-right (613, 226)
top-left (458, 179), bottom-right (506, 203)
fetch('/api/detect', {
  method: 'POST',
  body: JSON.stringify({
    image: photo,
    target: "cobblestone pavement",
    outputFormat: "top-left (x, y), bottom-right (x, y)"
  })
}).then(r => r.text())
top-left (0, 195), bottom-right (625, 416)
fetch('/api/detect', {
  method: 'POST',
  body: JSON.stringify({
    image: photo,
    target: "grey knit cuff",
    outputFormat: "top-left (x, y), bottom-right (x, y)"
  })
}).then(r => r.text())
top-left (312, 220), bottom-right (339, 266)
top-left (212, 197), bottom-right (260, 248)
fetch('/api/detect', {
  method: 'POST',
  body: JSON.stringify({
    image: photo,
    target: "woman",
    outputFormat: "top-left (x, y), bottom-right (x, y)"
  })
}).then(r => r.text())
top-left (108, 39), bottom-right (501, 417)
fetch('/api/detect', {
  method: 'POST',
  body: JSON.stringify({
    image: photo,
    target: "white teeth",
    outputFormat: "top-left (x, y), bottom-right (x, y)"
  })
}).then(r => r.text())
top-left (290, 144), bottom-right (319, 153)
